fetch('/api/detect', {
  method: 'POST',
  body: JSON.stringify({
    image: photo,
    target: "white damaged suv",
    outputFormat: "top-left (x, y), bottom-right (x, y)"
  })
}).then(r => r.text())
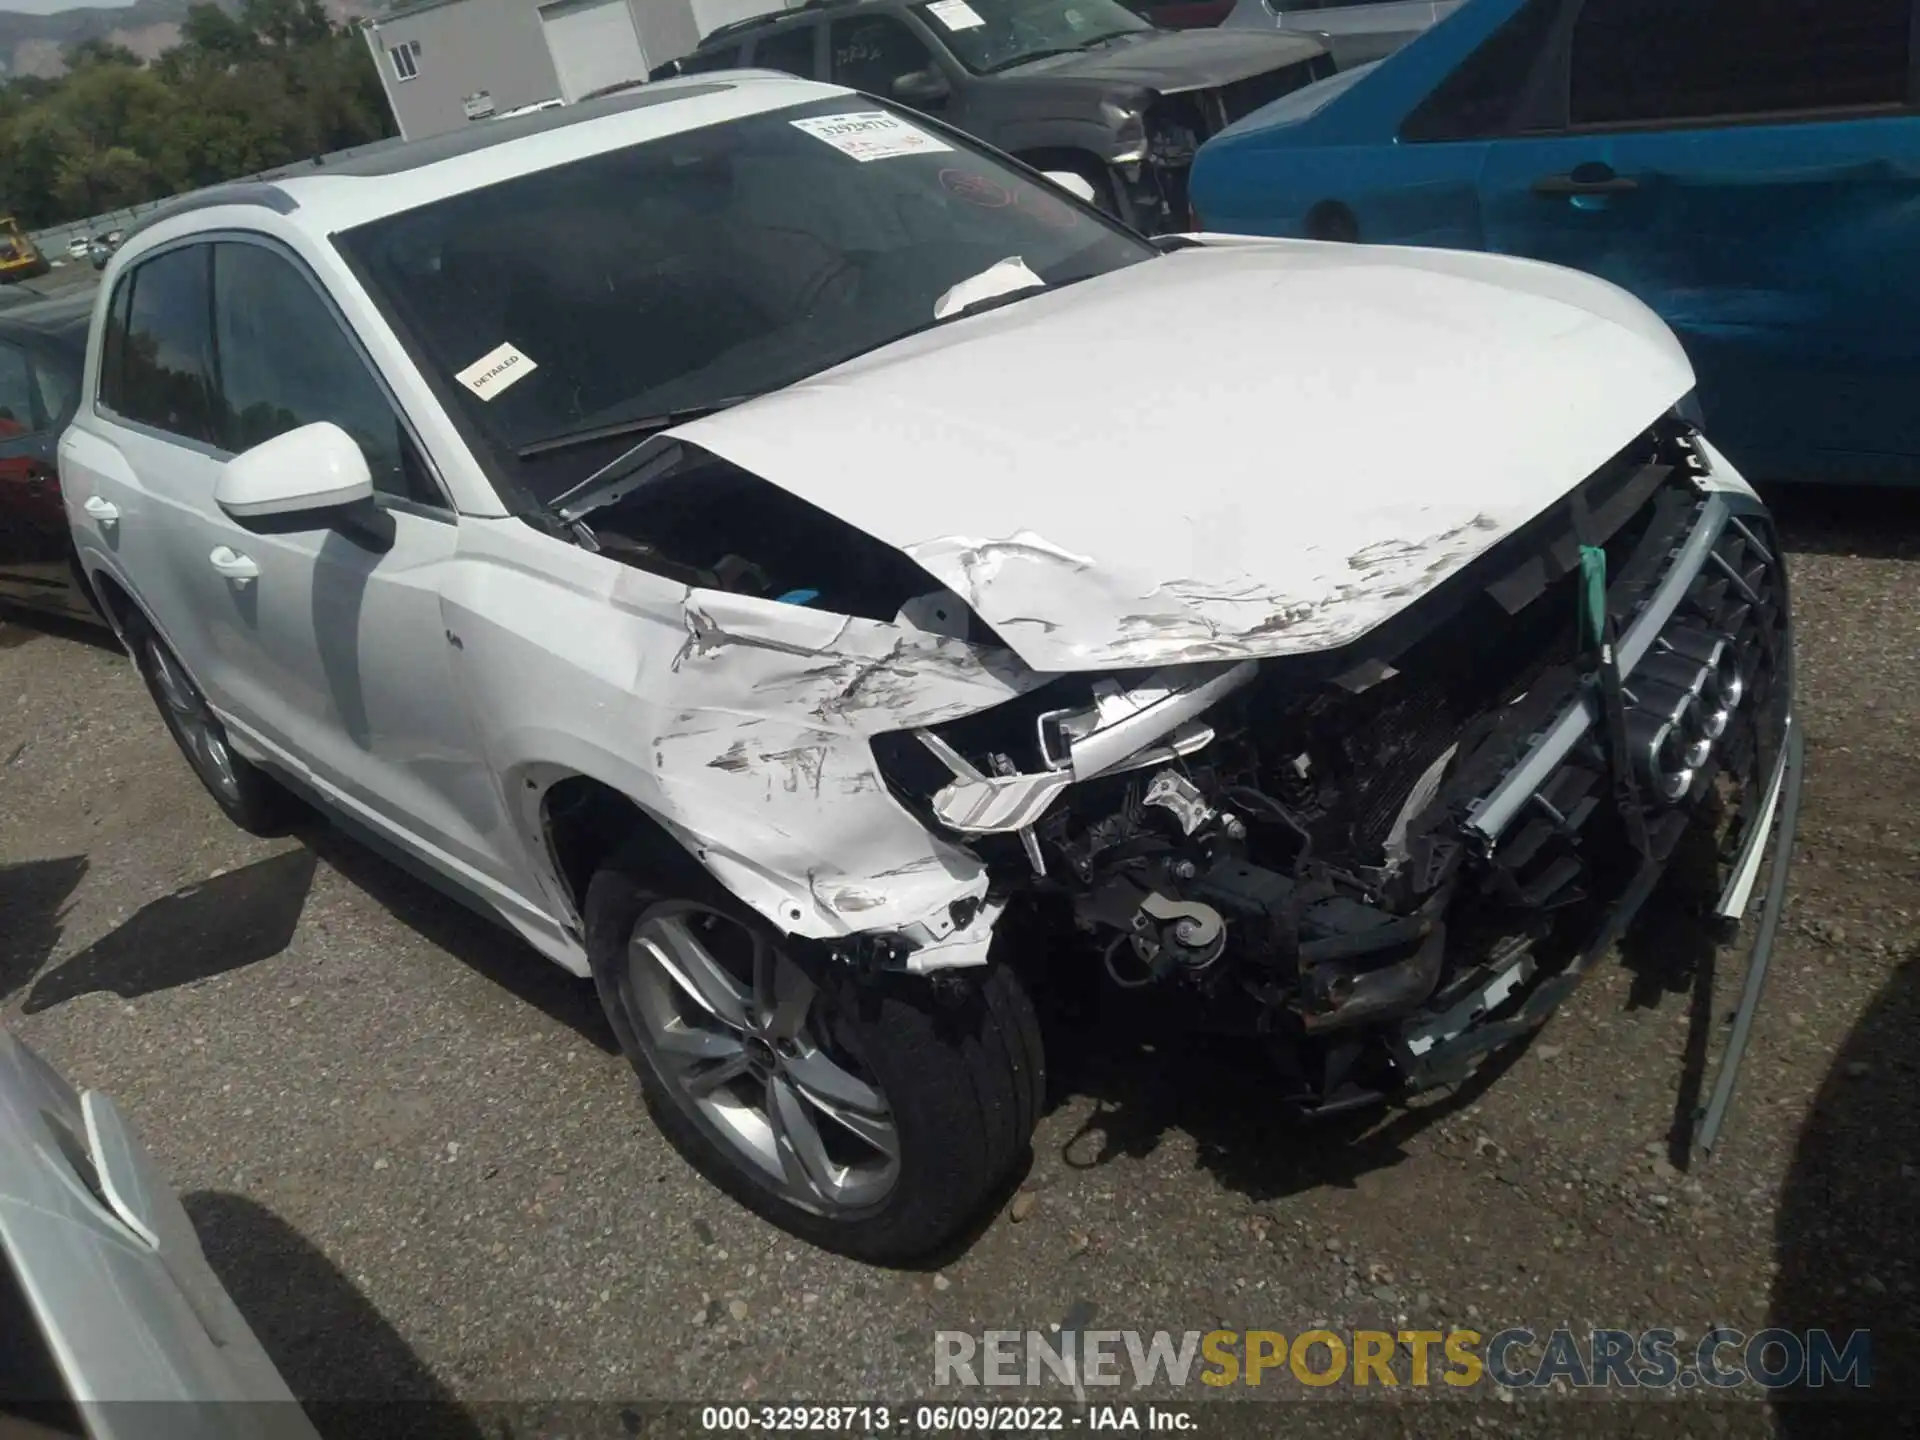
top-left (63, 74), bottom-right (1795, 1260)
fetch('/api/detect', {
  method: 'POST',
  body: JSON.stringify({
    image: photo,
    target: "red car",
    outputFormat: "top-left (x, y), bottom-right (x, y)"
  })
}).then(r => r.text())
top-left (0, 289), bottom-right (101, 626)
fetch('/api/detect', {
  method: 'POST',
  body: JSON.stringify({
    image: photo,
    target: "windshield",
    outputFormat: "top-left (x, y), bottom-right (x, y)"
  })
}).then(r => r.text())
top-left (336, 96), bottom-right (1154, 502)
top-left (915, 0), bottom-right (1153, 73)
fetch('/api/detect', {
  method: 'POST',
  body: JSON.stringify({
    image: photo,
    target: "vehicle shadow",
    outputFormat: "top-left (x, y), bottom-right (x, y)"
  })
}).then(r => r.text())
top-left (293, 820), bottom-right (618, 1056)
top-left (1767, 955), bottom-right (1920, 1432)
top-left (0, 604), bottom-right (122, 655)
top-left (1034, 844), bottom-right (1742, 1209)
top-left (1037, 999), bottom-right (1527, 1207)
top-left (1762, 480), bottom-right (1920, 562)
top-left (184, 1191), bottom-right (483, 1439)
top-left (21, 848), bottom-right (317, 1014)
top-left (0, 854), bottom-right (88, 1003)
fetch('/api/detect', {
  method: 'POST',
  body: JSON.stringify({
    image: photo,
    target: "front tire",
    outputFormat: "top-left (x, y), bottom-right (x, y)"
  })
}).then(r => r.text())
top-left (128, 616), bottom-right (297, 837)
top-left (586, 852), bottom-right (1043, 1262)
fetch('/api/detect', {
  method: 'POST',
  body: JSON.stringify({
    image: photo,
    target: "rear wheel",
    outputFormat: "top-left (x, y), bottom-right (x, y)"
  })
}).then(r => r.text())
top-left (128, 616), bottom-right (297, 836)
top-left (587, 852), bottom-right (1043, 1262)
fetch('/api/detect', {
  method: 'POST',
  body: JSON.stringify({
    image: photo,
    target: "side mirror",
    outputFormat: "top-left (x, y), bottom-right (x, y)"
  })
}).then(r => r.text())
top-left (215, 421), bottom-right (374, 523)
top-left (1042, 170), bottom-right (1099, 204)
top-left (891, 67), bottom-right (951, 106)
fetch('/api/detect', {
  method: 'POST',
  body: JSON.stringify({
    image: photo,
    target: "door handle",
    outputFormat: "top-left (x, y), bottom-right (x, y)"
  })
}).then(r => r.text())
top-left (1533, 166), bottom-right (1640, 197)
top-left (83, 495), bottom-right (120, 525)
top-left (208, 545), bottom-right (260, 586)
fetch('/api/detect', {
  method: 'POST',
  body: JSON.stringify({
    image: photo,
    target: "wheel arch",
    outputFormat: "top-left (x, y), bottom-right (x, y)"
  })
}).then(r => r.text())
top-left (1303, 198), bottom-right (1360, 242)
top-left (537, 772), bottom-right (700, 927)
top-left (82, 565), bottom-right (145, 649)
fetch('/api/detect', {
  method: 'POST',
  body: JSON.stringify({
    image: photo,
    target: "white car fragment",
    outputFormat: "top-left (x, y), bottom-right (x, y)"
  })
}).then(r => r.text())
top-left (61, 72), bottom-right (1796, 1263)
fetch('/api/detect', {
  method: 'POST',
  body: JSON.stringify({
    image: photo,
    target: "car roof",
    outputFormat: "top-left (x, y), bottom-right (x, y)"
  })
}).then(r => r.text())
top-left (123, 72), bottom-right (854, 245)
top-left (0, 288), bottom-right (95, 351)
top-left (697, 0), bottom-right (873, 48)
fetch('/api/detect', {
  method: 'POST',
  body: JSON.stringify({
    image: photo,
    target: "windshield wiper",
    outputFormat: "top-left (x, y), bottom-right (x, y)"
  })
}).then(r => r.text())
top-left (516, 396), bottom-right (757, 459)
top-left (979, 46), bottom-right (1089, 73)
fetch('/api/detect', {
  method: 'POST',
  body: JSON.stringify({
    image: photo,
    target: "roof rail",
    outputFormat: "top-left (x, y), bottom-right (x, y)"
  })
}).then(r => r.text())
top-left (701, 10), bottom-right (791, 42)
top-left (120, 183), bottom-right (298, 244)
top-left (701, 0), bottom-right (863, 44)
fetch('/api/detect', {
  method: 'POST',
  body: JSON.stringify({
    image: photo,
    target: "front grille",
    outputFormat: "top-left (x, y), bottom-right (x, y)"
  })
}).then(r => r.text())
top-left (1465, 484), bottom-right (1791, 915)
top-left (1247, 422), bottom-right (1702, 874)
top-left (1675, 511), bottom-right (1792, 811)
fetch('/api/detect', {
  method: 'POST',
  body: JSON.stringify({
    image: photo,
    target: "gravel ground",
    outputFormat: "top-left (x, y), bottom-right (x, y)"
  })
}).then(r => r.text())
top-left (1, 484), bottom-right (1915, 1439)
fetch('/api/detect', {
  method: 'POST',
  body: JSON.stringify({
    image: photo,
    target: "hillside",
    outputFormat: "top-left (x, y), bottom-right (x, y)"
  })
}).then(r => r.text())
top-left (0, 0), bottom-right (370, 78)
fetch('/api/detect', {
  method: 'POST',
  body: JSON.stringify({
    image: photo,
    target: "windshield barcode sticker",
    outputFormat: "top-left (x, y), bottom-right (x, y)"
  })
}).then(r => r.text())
top-left (926, 0), bottom-right (985, 29)
top-left (456, 342), bottom-right (537, 401)
top-left (791, 111), bottom-right (952, 162)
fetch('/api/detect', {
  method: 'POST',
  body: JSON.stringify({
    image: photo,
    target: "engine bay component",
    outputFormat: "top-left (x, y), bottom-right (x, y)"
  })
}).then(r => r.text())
top-left (1143, 769), bottom-right (1214, 836)
top-left (1105, 889), bottom-right (1228, 988)
top-left (919, 662), bottom-right (1254, 835)
top-left (1038, 663), bottom-right (1254, 780)
top-left (864, 419), bottom-right (1790, 1122)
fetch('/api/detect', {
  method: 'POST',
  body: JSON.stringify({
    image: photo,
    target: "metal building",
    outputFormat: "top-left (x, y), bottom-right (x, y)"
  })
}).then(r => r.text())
top-left (363, 0), bottom-right (789, 140)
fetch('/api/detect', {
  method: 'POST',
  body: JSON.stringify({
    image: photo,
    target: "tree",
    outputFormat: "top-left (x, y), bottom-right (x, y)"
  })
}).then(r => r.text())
top-left (170, 5), bottom-right (262, 74)
top-left (240, 0), bottom-right (335, 50)
top-left (61, 38), bottom-right (143, 71)
top-left (0, 1), bottom-right (397, 228)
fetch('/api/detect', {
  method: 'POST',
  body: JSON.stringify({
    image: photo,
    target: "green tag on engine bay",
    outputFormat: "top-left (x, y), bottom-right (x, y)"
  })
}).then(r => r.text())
top-left (1578, 544), bottom-right (1607, 650)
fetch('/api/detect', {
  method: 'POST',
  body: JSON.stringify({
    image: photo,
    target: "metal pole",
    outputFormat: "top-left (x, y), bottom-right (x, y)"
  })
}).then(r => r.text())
top-left (1696, 723), bottom-right (1806, 1156)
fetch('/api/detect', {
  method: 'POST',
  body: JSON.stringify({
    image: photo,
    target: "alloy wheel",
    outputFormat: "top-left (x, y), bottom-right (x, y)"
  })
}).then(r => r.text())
top-left (145, 639), bottom-right (241, 803)
top-left (625, 902), bottom-right (899, 1215)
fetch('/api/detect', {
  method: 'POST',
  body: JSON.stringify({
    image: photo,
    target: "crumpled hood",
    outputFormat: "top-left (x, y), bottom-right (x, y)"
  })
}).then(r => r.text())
top-left (1003, 29), bottom-right (1326, 91)
top-left (674, 237), bottom-right (1695, 673)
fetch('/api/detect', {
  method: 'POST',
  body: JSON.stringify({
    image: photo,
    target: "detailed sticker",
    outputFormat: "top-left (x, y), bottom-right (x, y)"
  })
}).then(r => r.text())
top-left (926, 0), bottom-right (985, 29)
top-left (791, 111), bottom-right (952, 162)
top-left (455, 342), bottom-right (537, 401)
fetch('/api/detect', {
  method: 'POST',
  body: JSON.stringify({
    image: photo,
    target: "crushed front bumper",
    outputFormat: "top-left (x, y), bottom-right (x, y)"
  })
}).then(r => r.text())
top-left (1387, 468), bottom-right (1797, 1151)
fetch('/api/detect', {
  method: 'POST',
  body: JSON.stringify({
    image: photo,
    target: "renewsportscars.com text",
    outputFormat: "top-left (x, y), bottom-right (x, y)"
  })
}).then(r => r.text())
top-left (934, 1327), bottom-right (1872, 1391)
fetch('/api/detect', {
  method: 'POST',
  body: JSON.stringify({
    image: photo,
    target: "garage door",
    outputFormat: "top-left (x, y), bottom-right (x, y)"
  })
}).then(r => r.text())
top-left (540, 0), bottom-right (650, 102)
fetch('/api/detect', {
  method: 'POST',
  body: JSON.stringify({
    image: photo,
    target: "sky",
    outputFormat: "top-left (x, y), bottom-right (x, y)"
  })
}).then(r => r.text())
top-left (1, 0), bottom-right (141, 13)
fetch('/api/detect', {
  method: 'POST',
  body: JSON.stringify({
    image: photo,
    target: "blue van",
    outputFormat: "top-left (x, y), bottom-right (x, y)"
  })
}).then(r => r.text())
top-left (1188, 0), bottom-right (1920, 485)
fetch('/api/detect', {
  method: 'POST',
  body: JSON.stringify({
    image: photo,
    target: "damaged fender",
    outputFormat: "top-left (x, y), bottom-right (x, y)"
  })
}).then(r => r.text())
top-left (440, 518), bottom-right (1049, 966)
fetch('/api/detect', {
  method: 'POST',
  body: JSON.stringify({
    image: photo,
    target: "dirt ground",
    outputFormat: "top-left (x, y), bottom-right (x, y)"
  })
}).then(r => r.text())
top-left (1, 483), bottom-right (1915, 1439)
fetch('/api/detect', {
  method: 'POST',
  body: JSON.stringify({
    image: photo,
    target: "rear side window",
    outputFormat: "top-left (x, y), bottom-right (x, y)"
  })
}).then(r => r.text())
top-left (209, 241), bottom-right (442, 507)
top-left (0, 342), bottom-right (35, 436)
top-left (750, 24), bottom-right (819, 77)
top-left (34, 347), bottom-right (77, 428)
top-left (1570, 0), bottom-right (1912, 126)
top-left (105, 245), bottom-right (217, 444)
top-left (97, 278), bottom-right (130, 409)
top-left (1400, 0), bottom-right (1560, 142)
top-left (830, 15), bottom-right (936, 93)
top-left (0, 342), bottom-right (75, 437)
